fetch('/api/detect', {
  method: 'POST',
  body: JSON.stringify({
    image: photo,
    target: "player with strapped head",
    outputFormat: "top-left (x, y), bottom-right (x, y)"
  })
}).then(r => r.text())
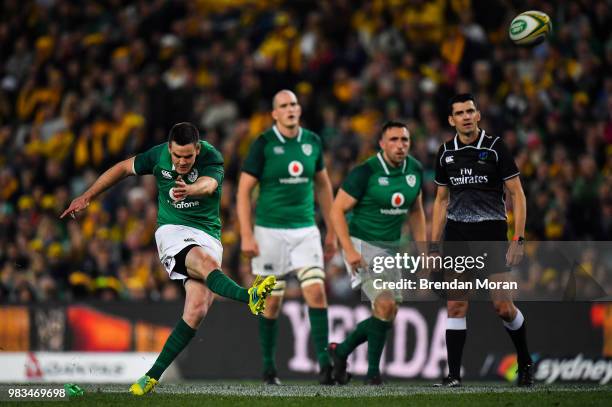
top-left (327, 121), bottom-right (426, 385)
top-left (237, 90), bottom-right (337, 385)
top-left (61, 122), bottom-right (276, 395)
top-left (431, 94), bottom-right (533, 387)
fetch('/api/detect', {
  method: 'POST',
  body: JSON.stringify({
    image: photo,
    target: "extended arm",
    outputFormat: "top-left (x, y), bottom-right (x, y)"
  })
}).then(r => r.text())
top-left (315, 169), bottom-right (337, 260)
top-left (236, 172), bottom-right (260, 258)
top-left (505, 176), bottom-right (526, 266)
top-left (504, 176), bottom-right (526, 238)
top-left (431, 185), bottom-right (449, 245)
top-left (60, 157), bottom-right (135, 218)
top-left (330, 189), bottom-right (363, 272)
top-left (408, 191), bottom-right (427, 253)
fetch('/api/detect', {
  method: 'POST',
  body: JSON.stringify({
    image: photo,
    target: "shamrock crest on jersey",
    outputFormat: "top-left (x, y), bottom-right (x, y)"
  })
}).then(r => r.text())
top-left (406, 174), bottom-right (416, 187)
top-left (187, 168), bottom-right (198, 182)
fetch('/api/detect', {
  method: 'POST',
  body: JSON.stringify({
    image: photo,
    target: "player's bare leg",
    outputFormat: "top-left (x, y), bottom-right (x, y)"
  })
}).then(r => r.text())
top-left (183, 279), bottom-right (215, 327)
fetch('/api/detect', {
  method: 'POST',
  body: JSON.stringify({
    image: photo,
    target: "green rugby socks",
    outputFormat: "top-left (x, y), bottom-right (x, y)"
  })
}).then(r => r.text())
top-left (366, 317), bottom-right (392, 378)
top-left (259, 316), bottom-right (279, 374)
top-left (147, 318), bottom-right (196, 380)
top-left (205, 269), bottom-right (249, 303)
top-left (336, 318), bottom-right (369, 359)
top-left (309, 307), bottom-right (331, 368)
top-left (336, 316), bottom-right (393, 377)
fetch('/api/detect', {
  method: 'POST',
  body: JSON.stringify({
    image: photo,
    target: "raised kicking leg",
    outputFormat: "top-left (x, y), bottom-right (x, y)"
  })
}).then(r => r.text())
top-left (184, 246), bottom-right (275, 315)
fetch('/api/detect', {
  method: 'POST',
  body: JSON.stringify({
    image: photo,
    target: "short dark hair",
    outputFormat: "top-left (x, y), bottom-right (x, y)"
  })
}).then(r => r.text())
top-left (168, 122), bottom-right (200, 145)
top-left (380, 121), bottom-right (409, 139)
top-left (448, 93), bottom-right (477, 115)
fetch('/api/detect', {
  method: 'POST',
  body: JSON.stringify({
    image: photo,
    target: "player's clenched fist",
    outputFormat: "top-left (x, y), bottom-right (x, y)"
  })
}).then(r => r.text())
top-left (171, 175), bottom-right (191, 201)
top-left (241, 234), bottom-right (260, 258)
top-left (323, 231), bottom-right (337, 262)
top-left (345, 248), bottom-right (366, 275)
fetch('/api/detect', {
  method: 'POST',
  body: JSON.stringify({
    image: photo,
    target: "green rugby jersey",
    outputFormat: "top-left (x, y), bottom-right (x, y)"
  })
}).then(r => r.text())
top-left (342, 152), bottom-right (423, 243)
top-left (242, 126), bottom-right (324, 228)
top-left (133, 141), bottom-right (224, 240)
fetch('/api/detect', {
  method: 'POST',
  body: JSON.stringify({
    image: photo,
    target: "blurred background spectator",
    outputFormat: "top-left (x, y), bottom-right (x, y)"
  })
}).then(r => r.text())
top-left (0, 0), bottom-right (610, 303)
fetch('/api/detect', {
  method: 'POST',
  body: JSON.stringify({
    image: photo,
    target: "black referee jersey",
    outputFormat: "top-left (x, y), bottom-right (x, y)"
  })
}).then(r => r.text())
top-left (434, 129), bottom-right (520, 224)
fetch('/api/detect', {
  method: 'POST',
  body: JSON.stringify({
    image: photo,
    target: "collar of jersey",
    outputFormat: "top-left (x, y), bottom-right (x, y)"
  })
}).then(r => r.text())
top-left (376, 152), bottom-right (407, 175)
top-left (272, 125), bottom-right (303, 143)
top-left (454, 129), bottom-right (485, 150)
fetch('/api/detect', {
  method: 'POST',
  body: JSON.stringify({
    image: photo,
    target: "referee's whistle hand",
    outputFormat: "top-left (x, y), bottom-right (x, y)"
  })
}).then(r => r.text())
top-left (505, 242), bottom-right (524, 266)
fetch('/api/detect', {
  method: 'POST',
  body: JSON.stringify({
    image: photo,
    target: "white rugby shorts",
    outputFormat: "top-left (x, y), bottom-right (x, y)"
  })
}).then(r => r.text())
top-left (155, 224), bottom-right (223, 280)
top-left (343, 237), bottom-right (402, 303)
top-left (251, 225), bottom-right (324, 276)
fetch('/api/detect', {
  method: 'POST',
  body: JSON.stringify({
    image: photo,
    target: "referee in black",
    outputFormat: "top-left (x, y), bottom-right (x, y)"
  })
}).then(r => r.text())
top-left (430, 94), bottom-right (533, 387)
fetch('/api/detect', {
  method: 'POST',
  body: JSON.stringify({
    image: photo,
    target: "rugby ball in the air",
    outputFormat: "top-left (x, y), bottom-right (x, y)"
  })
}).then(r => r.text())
top-left (509, 10), bottom-right (552, 45)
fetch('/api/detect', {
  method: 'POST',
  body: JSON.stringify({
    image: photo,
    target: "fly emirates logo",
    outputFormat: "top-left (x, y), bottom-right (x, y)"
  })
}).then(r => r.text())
top-left (449, 168), bottom-right (488, 186)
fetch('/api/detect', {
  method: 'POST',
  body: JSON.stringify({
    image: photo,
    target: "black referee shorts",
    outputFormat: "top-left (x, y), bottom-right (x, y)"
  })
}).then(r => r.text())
top-left (444, 219), bottom-right (508, 242)
top-left (443, 219), bottom-right (510, 276)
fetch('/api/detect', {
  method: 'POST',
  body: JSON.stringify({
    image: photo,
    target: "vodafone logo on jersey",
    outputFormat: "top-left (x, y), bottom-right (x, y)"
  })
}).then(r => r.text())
top-left (288, 161), bottom-right (304, 177)
top-left (391, 192), bottom-right (405, 208)
top-left (280, 161), bottom-right (308, 184)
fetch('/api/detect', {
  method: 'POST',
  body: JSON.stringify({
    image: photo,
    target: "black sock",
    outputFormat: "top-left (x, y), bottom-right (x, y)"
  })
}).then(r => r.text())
top-left (446, 329), bottom-right (466, 379)
top-left (503, 308), bottom-right (532, 366)
top-left (506, 322), bottom-right (532, 366)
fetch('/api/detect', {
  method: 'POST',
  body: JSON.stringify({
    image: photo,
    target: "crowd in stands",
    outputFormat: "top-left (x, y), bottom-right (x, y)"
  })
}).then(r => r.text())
top-left (0, 0), bottom-right (611, 303)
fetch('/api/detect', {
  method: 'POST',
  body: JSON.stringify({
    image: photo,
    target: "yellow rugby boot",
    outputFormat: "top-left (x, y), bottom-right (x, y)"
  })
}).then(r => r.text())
top-left (248, 275), bottom-right (276, 315)
top-left (129, 375), bottom-right (158, 395)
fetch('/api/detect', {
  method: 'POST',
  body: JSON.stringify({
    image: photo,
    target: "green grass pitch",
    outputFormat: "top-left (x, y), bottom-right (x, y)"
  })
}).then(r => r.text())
top-left (1, 381), bottom-right (611, 406)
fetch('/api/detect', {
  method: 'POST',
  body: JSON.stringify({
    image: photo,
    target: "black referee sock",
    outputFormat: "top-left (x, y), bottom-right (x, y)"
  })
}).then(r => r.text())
top-left (446, 330), bottom-right (466, 378)
top-left (446, 317), bottom-right (467, 379)
top-left (503, 308), bottom-right (532, 366)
